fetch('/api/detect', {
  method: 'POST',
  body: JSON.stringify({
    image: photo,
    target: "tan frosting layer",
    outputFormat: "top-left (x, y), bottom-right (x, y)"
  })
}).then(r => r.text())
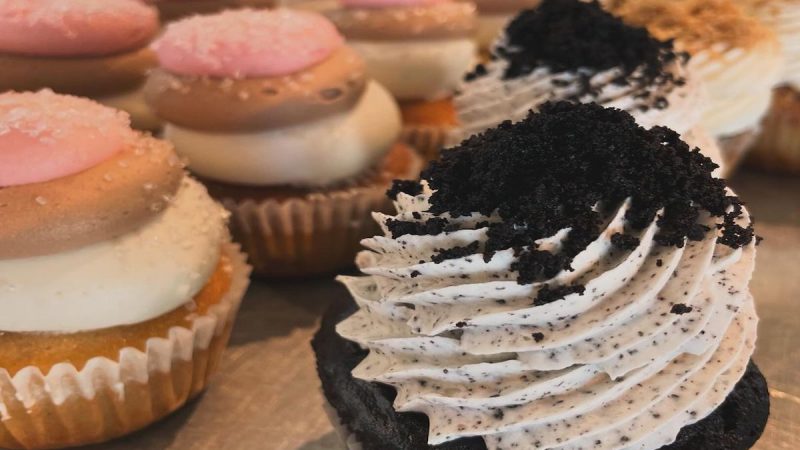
top-left (155, 0), bottom-right (276, 21)
top-left (145, 47), bottom-right (367, 132)
top-left (470, 0), bottom-right (542, 14)
top-left (0, 135), bottom-right (183, 259)
top-left (327, 3), bottom-right (477, 41)
top-left (0, 47), bottom-right (156, 98)
top-left (606, 0), bottom-right (775, 55)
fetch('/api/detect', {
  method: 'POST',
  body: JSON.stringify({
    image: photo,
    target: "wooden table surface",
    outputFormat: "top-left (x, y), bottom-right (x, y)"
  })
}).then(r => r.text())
top-left (91, 170), bottom-right (799, 450)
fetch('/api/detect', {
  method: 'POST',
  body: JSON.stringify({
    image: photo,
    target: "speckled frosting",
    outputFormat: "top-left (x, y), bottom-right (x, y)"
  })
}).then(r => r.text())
top-left (336, 102), bottom-right (758, 449)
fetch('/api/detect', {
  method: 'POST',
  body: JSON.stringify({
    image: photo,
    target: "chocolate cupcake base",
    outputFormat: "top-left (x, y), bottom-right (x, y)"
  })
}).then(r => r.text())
top-left (718, 129), bottom-right (758, 177)
top-left (747, 87), bottom-right (800, 175)
top-left (313, 298), bottom-right (770, 450)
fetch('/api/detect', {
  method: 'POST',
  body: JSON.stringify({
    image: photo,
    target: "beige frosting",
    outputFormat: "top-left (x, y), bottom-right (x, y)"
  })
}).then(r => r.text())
top-left (0, 47), bottom-right (156, 98)
top-left (144, 47), bottom-right (367, 132)
top-left (326, 3), bottom-right (477, 41)
top-left (606, 0), bottom-right (775, 56)
top-left (0, 135), bottom-right (183, 259)
top-left (470, 0), bottom-right (541, 14)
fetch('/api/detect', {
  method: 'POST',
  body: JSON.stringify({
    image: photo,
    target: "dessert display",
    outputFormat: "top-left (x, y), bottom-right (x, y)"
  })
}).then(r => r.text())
top-left (605, 0), bottom-right (784, 173)
top-left (469, 0), bottom-right (542, 53)
top-left (326, 0), bottom-right (478, 161)
top-left (0, 0), bottom-right (163, 131)
top-left (0, 90), bottom-right (250, 449)
top-left (146, 0), bottom-right (276, 22)
top-left (145, 9), bottom-right (422, 277)
top-left (737, 0), bottom-right (800, 174)
top-left (314, 102), bottom-right (768, 449)
top-left (454, 0), bottom-right (724, 174)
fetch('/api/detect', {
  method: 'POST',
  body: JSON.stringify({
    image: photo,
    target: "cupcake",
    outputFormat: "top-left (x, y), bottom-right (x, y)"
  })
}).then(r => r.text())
top-left (605, 0), bottom-right (784, 173)
top-left (145, 9), bottom-right (422, 277)
top-left (326, 0), bottom-right (478, 161)
top-left (470, 0), bottom-right (542, 54)
top-left (314, 102), bottom-right (768, 449)
top-left (147, 0), bottom-right (276, 22)
top-left (0, 90), bottom-right (250, 449)
top-left (0, 0), bottom-right (163, 131)
top-left (737, 0), bottom-right (800, 174)
top-left (454, 0), bottom-right (724, 174)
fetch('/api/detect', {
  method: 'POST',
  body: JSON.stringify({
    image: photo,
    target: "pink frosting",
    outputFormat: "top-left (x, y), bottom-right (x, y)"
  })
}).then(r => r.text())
top-left (152, 9), bottom-right (345, 79)
top-left (340, 0), bottom-right (449, 7)
top-left (0, 0), bottom-right (159, 57)
top-left (0, 90), bottom-right (133, 188)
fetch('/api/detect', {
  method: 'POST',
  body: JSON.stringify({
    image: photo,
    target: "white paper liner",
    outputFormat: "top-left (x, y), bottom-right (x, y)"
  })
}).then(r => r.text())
top-left (0, 242), bottom-right (251, 450)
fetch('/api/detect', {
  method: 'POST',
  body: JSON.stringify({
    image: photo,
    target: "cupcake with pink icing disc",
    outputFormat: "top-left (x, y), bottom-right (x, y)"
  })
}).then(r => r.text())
top-left (0, 90), bottom-right (250, 449)
top-left (0, 0), bottom-right (163, 131)
top-left (145, 9), bottom-right (422, 277)
top-left (327, 0), bottom-right (478, 160)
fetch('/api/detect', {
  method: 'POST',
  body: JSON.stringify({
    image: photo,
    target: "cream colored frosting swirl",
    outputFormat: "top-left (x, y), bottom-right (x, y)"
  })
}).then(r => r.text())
top-left (337, 185), bottom-right (757, 449)
top-left (737, 0), bottom-right (800, 89)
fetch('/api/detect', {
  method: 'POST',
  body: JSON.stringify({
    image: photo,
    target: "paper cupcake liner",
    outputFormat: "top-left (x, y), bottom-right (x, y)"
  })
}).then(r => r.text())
top-left (221, 187), bottom-right (393, 278)
top-left (747, 87), bottom-right (800, 175)
top-left (401, 124), bottom-right (452, 163)
top-left (0, 242), bottom-right (251, 450)
top-left (718, 129), bottom-right (758, 177)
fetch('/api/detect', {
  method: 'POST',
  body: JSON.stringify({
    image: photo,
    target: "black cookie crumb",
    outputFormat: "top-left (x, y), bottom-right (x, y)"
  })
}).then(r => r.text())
top-left (387, 179), bottom-right (423, 201)
top-left (432, 242), bottom-right (480, 264)
top-left (532, 332), bottom-right (545, 342)
top-left (535, 284), bottom-right (586, 306)
top-left (387, 218), bottom-right (449, 239)
top-left (671, 303), bottom-right (693, 315)
top-left (611, 232), bottom-right (641, 250)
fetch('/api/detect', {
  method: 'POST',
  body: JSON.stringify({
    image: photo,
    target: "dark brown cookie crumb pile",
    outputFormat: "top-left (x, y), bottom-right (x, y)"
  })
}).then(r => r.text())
top-left (389, 102), bottom-right (754, 285)
top-left (467, 0), bottom-right (686, 107)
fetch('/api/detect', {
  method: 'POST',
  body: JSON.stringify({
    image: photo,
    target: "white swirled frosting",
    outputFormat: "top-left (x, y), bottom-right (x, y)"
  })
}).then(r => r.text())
top-left (337, 183), bottom-right (758, 449)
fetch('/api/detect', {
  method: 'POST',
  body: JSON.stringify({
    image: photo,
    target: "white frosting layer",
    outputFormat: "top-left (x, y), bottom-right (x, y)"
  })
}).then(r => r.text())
top-left (97, 86), bottom-right (162, 132)
top-left (0, 178), bottom-right (228, 333)
top-left (452, 59), bottom-right (721, 164)
top-left (349, 39), bottom-right (477, 101)
top-left (741, 0), bottom-right (800, 88)
top-left (690, 42), bottom-right (783, 136)
top-left (337, 186), bottom-right (757, 449)
top-left (165, 81), bottom-right (401, 187)
top-left (476, 14), bottom-right (511, 51)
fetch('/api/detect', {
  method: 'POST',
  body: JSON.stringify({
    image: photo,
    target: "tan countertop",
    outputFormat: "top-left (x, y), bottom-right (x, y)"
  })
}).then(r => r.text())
top-left (92, 170), bottom-right (800, 450)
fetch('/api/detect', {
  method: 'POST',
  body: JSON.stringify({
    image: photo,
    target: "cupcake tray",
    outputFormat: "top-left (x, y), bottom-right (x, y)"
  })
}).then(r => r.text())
top-left (84, 169), bottom-right (799, 450)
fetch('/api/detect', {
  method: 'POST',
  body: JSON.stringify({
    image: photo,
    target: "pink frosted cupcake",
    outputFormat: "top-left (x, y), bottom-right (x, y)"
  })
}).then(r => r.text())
top-left (145, 9), bottom-right (421, 277)
top-left (0, 90), bottom-right (250, 449)
top-left (0, 0), bottom-right (163, 131)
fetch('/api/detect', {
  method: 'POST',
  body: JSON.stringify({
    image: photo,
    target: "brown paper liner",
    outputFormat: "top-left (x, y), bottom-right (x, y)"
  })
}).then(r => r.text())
top-left (217, 147), bottom-right (424, 278)
top-left (718, 129), bottom-right (758, 177)
top-left (401, 124), bottom-right (452, 163)
top-left (0, 243), bottom-right (251, 450)
top-left (746, 87), bottom-right (800, 175)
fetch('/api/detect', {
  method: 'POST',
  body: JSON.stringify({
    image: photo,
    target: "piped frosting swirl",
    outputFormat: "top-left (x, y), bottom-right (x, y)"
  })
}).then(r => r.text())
top-left (338, 102), bottom-right (758, 449)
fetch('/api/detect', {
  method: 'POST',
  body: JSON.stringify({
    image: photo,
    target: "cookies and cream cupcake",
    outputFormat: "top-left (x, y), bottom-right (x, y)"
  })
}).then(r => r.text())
top-left (606, 0), bottom-right (783, 173)
top-left (145, 9), bottom-right (422, 277)
top-left (314, 102), bottom-right (768, 450)
top-left (0, 0), bottom-right (162, 131)
top-left (736, 0), bottom-right (800, 174)
top-left (470, 0), bottom-right (542, 53)
top-left (0, 90), bottom-right (250, 449)
top-left (327, 0), bottom-right (478, 160)
top-left (454, 0), bottom-right (724, 173)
